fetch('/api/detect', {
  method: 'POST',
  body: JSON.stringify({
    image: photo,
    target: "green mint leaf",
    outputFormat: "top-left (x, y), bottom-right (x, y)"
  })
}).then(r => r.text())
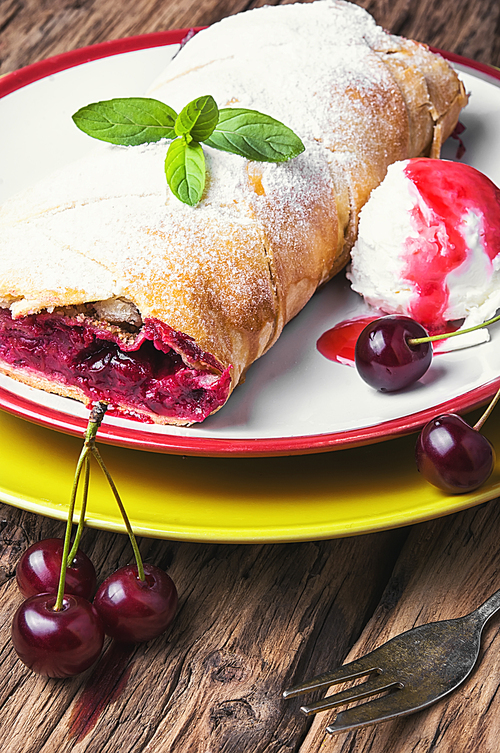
top-left (72, 98), bottom-right (177, 146)
top-left (174, 95), bottom-right (219, 142)
top-left (203, 108), bottom-right (305, 163)
top-left (165, 137), bottom-right (206, 206)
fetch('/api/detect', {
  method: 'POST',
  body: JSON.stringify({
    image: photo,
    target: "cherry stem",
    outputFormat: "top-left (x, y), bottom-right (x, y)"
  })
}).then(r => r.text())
top-left (473, 384), bottom-right (500, 432)
top-left (409, 312), bottom-right (500, 346)
top-left (55, 401), bottom-right (146, 609)
top-left (90, 446), bottom-right (145, 581)
top-left (84, 401), bottom-right (145, 580)
top-left (54, 404), bottom-right (107, 610)
top-left (65, 402), bottom-right (107, 568)
top-left (81, 401), bottom-right (144, 581)
top-left (54, 445), bottom-right (90, 611)
top-left (67, 455), bottom-right (90, 565)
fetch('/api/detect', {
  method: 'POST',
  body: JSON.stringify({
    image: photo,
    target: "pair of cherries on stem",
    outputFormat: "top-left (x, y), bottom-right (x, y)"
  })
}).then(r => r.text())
top-left (355, 314), bottom-right (500, 495)
top-left (11, 403), bottom-right (178, 679)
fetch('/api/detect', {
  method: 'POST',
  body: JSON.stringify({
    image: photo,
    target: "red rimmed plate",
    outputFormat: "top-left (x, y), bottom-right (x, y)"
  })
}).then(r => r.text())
top-left (1, 38), bottom-right (500, 457)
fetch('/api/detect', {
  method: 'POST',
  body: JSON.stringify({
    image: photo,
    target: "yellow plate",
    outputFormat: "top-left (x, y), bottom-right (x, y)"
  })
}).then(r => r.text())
top-left (1, 407), bottom-right (499, 543)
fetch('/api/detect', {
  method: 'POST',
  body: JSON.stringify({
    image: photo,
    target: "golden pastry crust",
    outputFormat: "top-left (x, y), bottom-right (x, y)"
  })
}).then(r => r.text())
top-left (0, 0), bottom-right (467, 424)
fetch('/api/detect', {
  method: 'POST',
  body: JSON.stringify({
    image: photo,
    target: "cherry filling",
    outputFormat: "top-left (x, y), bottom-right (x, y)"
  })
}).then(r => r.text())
top-left (0, 308), bottom-right (231, 423)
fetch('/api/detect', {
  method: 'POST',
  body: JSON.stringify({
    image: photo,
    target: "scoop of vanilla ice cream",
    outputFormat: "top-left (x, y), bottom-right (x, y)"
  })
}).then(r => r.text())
top-left (347, 159), bottom-right (500, 334)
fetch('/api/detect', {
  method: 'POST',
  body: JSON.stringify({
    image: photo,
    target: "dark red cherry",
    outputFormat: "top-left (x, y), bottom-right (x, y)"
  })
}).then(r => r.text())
top-left (355, 315), bottom-right (432, 392)
top-left (93, 563), bottom-right (178, 643)
top-left (416, 414), bottom-right (496, 493)
top-left (16, 538), bottom-right (97, 600)
top-left (11, 593), bottom-right (104, 678)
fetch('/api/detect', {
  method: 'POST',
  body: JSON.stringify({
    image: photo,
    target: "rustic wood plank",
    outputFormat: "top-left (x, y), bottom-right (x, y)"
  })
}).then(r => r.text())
top-left (0, 0), bottom-right (250, 75)
top-left (360, 0), bottom-right (500, 66)
top-left (1, 0), bottom-right (499, 77)
top-left (297, 497), bottom-right (500, 752)
top-left (0, 501), bottom-right (408, 752)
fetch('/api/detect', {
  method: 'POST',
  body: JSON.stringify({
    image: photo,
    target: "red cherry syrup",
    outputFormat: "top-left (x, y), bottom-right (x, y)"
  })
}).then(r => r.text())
top-left (401, 159), bottom-right (500, 330)
top-left (317, 316), bottom-right (378, 365)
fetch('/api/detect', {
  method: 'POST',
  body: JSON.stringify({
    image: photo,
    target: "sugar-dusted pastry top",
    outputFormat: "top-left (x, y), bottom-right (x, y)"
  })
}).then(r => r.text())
top-left (147, 0), bottom-right (466, 250)
top-left (0, 0), bottom-right (467, 424)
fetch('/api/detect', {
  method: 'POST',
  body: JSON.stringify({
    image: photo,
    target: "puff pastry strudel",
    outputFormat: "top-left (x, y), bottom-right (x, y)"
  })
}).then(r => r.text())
top-left (0, 0), bottom-right (467, 425)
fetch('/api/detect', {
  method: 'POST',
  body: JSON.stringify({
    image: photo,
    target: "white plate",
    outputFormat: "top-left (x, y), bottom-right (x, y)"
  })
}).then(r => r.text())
top-left (1, 39), bottom-right (500, 456)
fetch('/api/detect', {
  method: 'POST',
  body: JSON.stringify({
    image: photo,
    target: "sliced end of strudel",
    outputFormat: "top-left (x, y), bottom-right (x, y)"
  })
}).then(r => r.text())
top-left (0, 301), bottom-right (231, 425)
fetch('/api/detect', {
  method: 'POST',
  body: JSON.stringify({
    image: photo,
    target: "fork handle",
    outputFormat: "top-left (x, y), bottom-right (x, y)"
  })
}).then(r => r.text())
top-left (474, 587), bottom-right (500, 624)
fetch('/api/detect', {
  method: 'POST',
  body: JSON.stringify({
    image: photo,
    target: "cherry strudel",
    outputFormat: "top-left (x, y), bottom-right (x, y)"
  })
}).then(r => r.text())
top-left (0, 0), bottom-right (467, 425)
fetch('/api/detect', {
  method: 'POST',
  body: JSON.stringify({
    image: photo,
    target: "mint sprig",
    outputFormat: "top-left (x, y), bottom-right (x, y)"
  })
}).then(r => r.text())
top-left (72, 95), bottom-right (305, 206)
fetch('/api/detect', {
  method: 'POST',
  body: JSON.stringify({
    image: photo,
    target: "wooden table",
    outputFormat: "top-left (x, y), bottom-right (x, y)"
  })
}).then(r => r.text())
top-left (1, 1), bottom-right (500, 751)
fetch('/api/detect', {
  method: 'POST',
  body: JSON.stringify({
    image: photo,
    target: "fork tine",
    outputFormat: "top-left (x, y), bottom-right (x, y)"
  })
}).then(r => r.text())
top-left (301, 674), bottom-right (401, 715)
top-left (283, 652), bottom-right (384, 699)
top-left (326, 685), bottom-right (411, 734)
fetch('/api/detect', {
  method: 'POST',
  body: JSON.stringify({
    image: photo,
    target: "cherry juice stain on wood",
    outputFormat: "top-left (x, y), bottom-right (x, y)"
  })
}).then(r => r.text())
top-left (69, 642), bottom-right (135, 742)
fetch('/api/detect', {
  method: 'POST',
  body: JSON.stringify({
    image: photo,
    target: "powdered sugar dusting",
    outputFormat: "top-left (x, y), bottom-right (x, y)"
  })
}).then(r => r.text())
top-left (0, 0), bottom-right (465, 406)
top-left (149, 0), bottom-right (406, 178)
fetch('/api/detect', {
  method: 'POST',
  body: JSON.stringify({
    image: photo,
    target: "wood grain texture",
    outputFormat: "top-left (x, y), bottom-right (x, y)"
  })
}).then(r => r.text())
top-left (298, 499), bottom-right (500, 752)
top-left (0, 0), bottom-right (247, 75)
top-left (1, 0), bottom-right (499, 75)
top-left (358, 0), bottom-right (500, 65)
top-left (0, 501), bottom-right (408, 752)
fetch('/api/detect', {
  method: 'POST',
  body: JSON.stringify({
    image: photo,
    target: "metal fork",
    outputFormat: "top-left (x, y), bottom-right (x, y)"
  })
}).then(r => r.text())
top-left (283, 588), bottom-right (500, 734)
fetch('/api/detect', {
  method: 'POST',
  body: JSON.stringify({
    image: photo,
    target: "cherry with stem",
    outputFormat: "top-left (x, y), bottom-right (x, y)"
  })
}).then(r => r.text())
top-left (11, 406), bottom-right (106, 677)
top-left (416, 385), bottom-right (500, 494)
top-left (356, 310), bottom-right (500, 393)
top-left (12, 401), bottom-right (178, 677)
top-left (85, 404), bottom-right (178, 643)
